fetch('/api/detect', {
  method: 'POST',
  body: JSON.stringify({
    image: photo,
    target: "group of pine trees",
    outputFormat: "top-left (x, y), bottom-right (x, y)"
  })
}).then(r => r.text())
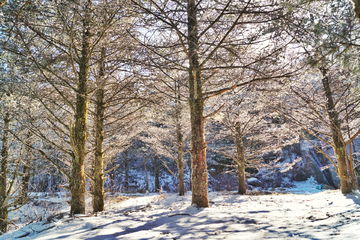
top-left (1, 0), bottom-right (360, 234)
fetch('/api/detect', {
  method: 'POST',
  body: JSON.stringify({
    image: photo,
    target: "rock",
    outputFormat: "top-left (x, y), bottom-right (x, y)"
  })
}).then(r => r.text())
top-left (323, 184), bottom-right (334, 190)
top-left (260, 170), bottom-right (282, 188)
top-left (246, 183), bottom-right (253, 190)
top-left (137, 189), bottom-right (146, 193)
top-left (247, 178), bottom-right (262, 187)
top-left (290, 145), bottom-right (339, 189)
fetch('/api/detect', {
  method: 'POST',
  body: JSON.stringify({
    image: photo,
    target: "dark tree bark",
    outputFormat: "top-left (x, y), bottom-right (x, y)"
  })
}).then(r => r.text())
top-left (351, 0), bottom-right (360, 22)
top-left (69, 0), bottom-right (92, 215)
top-left (0, 112), bottom-right (10, 233)
top-left (124, 152), bottom-right (129, 190)
top-left (154, 156), bottom-right (160, 192)
top-left (234, 124), bottom-right (246, 195)
top-left (355, 164), bottom-right (360, 189)
top-left (177, 158), bottom-right (185, 196)
top-left (176, 127), bottom-right (185, 196)
top-left (352, 143), bottom-right (360, 188)
top-left (144, 160), bottom-right (149, 191)
top-left (355, 168), bottom-right (360, 188)
top-left (348, 144), bottom-right (356, 190)
top-left (187, 0), bottom-right (209, 207)
top-left (20, 164), bottom-right (31, 202)
top-left (320, 68), bottom-right (351, 194)
top-left (20, 164), bottom-right (31, 203)
top-left (345, 102), bottom-right (357, 190)
top-left (175, 81), bottom-right (185, 196)
top-left (93, 47), bottom-right (106, 213)
top-left (19, 131), bottom-right (32, 203)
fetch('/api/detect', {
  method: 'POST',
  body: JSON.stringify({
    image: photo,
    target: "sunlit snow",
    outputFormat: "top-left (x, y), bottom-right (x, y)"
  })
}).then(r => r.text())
top-left (1, 179), bottom-right (360, 240)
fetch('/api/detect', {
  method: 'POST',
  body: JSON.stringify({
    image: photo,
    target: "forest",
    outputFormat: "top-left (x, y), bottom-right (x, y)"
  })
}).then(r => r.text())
top-left (1, 0), bottom-right (360, 237)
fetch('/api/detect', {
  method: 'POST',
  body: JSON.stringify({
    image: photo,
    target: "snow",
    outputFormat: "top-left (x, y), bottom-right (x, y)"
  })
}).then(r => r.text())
top-left (1, 183), bottom-right (360, 239)
top-left (287, 175), bottom-right (326, 194)
top-left (247, 177), bottom-right (260, 183)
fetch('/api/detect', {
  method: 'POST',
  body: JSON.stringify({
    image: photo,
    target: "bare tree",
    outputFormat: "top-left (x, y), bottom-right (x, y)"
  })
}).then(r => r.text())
top-left (131, 0), bottom-right (297, 206)
top-left (89, 35), bottom-right (144, 212)
top-left (280, 0), bottom-right (360, 193)
top-left (210, 84), bottom-right (294, 194)
top-left (142, 89), bottom-right (190, 196)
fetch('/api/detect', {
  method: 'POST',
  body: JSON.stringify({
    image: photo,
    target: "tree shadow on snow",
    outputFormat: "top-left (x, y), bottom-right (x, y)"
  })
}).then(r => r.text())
top-left (24, 192), bottom-right (360, 240)
top-left (345, 190), bottom-right (360, 206)
top-left (79, 207), bottom-right (283, 240)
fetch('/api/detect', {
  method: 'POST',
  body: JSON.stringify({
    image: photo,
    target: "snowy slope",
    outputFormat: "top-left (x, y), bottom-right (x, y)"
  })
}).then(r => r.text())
top-left (1, 185), bottom-right (360, 239)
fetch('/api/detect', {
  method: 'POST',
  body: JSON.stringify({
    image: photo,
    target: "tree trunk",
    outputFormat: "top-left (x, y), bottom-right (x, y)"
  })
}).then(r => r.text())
top-left (235, 125), bottom-right (246, 194)
top-left (177, 128), bottom-right (185, 196)
top-left (144, 161), bottom-right (149, 191)
top-left (154, 157), bottom-right (160, 192)
top-left (109, 169), bottom-right (115, 192)
top-left (348, 143), bottom-right (356, 190)
top-left (175, 81), bottom-right (185, 196)
top-left (346, 105), bottom-right (356, 190)
top-left (352, 143), bottom-right (360, 188)
top-left (93, 47), bottom-right (106, 213)
top-left (70, 1), bottom-right (91, 215)
top-left (177, 160), bottom-right (185, 196)
top-left (20, 164), bottom-right (31, 203)
top-left (20, 131), bottom-right (32, 203)
top-left (334, 146), bottom-right (351, 193)
top-left (351, 0), bottom-right (360, 22)
top-left (0, 112), bottom-right (10, 233)
top-left (124, 153), bottom-right (129, 190)
top-left (187, 0), bottom-right (209, 207)
top-left (321, 68), bottom-right (351, 194)
top-left (355, 166), bottom-right (360, 189)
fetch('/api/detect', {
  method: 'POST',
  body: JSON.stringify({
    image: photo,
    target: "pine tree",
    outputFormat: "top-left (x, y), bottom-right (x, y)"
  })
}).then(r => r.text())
top-left (281, 0), bottom-right (360, 193)
top-left (132, 0), bottom-right (295, 207)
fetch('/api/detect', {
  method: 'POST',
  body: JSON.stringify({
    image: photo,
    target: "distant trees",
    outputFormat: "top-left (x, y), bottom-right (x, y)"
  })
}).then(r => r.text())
top-left (85, 2), bottom-right (144, 212)
top-left (89, 36), bottom-right (144, 212)
top-left (172, 83), bottom-right (189, 196)
top-left (0, 74), bottom-right (36, 233)
top-left (211, 84), bottom-right (293, 194)
top-left (0, 56), bottom-right (23, 233)
top-left (143, 88), bottom-right (190, 196)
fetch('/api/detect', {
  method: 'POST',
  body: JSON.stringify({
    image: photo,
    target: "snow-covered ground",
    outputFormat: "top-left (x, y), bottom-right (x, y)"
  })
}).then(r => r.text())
top-left (1, 179), bottom-right (360, 239)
